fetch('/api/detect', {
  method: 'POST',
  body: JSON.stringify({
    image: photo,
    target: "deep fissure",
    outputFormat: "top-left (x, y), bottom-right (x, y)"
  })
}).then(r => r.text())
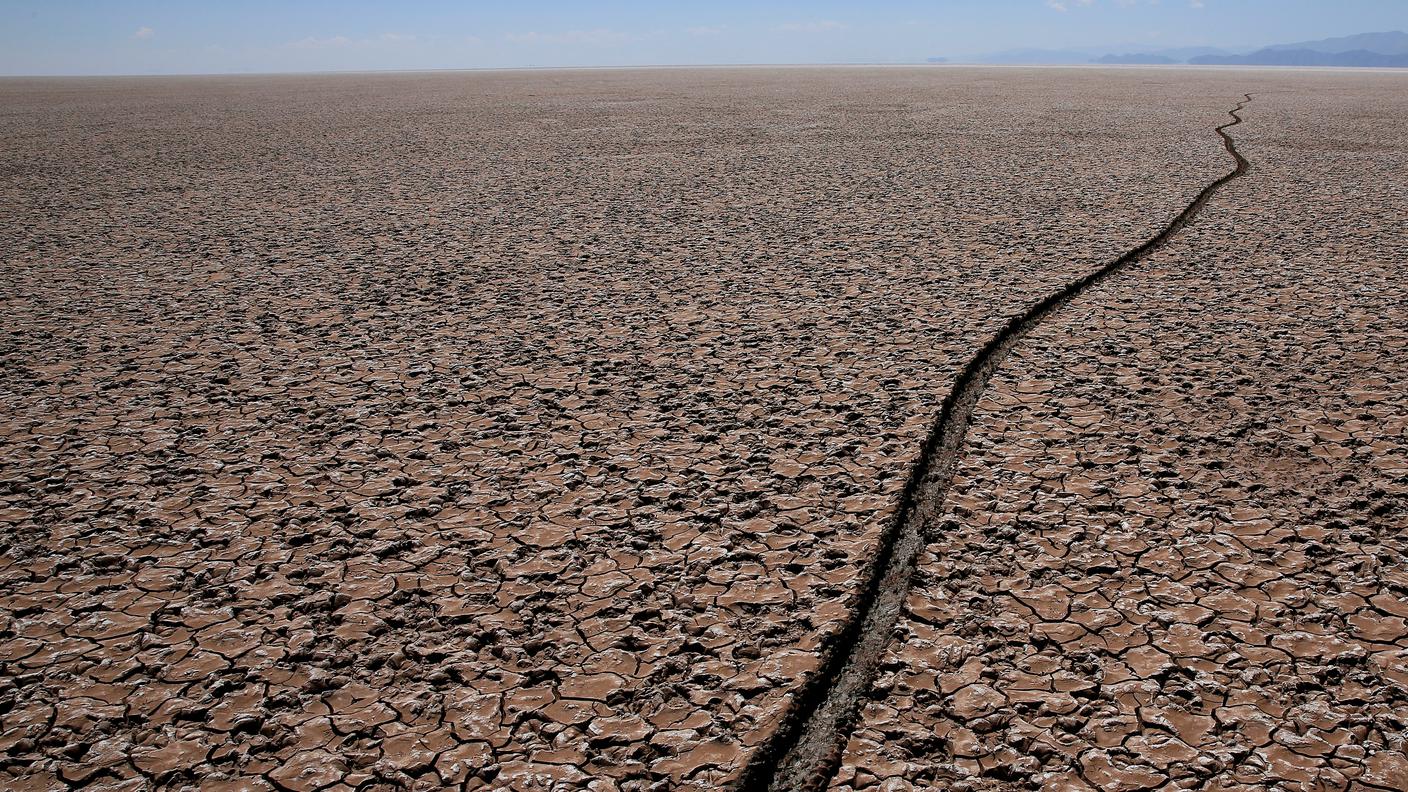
top-left (737, 93), bottom-right (1256, 792)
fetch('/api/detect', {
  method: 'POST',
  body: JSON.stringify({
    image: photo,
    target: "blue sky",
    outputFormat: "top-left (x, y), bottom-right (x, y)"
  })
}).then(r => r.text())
top-left (2, 1), bottom-right (1404, 75)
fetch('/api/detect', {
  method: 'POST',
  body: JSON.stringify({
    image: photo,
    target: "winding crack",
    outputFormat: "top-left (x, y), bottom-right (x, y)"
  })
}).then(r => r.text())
top-left (736, 93), bottom-right (1256, 792)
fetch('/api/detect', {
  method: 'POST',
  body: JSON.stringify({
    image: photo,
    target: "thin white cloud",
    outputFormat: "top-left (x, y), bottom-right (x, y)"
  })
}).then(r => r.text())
top-left (779, 20), bottom-right (846, 33)
top-left (286, 33), bottom-right (436, 51)
top-left (1190, 0), bottom-right (1205, 7)
top-left (132, 26), bottom-right (155, 40)
top-left (288, 35), bottom-right (353, 50)
top-left (505, 28), bottom-right (631, 46)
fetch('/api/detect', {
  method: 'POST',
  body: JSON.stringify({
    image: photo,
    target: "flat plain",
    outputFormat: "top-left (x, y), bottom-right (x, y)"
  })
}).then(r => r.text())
top-left (0, 67), bottom-right (1404, 791)
top-left (831, 79), bottom-right (1408, 792)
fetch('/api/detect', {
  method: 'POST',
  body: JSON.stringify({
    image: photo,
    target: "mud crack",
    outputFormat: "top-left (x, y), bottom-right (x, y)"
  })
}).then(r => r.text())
top-left (736, 93), bottom-right (1256, 792)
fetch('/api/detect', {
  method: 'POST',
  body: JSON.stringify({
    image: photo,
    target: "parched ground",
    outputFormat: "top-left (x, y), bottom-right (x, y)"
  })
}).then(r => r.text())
top-left (832, 79), bottom-right (1408, 790)
top-left (0, 67), bottom-right (1244, 791)
top-left (1, 67), bottom-right (1402, 792)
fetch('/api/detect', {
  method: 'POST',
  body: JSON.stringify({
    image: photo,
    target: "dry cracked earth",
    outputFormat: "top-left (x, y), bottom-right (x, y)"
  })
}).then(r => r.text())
top-left (832, 82), bottom-right (1408, 791)
top-left (0, 67), bottom-right (1404, 791)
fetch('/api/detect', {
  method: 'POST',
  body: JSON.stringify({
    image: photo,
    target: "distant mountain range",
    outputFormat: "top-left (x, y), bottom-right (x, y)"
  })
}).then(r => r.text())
top-left (1099, 31), bottom-right (1408, 67)
top-left (1188, 48), bottom-right (1408, 67)
top-left (957, 31), bottom-right (1408, 68)
top-left (1265, 31), bottom-right (1408, 55)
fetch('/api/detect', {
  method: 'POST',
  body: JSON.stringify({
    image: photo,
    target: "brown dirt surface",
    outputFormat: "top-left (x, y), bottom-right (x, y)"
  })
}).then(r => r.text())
top-left (0, 67), bottom-right (1234, 791)
top-left (830, 77), bottom-right (1408, 791)
top-left (1, 66), bottom-right (1402, 791)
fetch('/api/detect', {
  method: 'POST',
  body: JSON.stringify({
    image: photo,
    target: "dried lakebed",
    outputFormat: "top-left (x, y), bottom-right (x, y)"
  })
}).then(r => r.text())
top-left (746, 94), bottom-right (1255, 792)
top-left (2, 69), bottom-right (1405, 791)
top-left (829, 83), bottom-right (1408, 792)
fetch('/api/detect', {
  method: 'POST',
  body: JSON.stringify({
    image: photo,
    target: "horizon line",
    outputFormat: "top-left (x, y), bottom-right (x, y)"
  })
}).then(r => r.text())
top-left (6, 61), bottom-right (1408, 79)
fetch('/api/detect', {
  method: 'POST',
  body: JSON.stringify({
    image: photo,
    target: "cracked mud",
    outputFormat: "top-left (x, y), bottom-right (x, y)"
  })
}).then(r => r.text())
top-left (1, 68), bottom-right (1404, 792)
top-left (750, 92), bottom-right (1254, 792)
top-left (831, 80), bottom-right (1408, 791)
top-left (0, 68), bottom-right (1234, 792)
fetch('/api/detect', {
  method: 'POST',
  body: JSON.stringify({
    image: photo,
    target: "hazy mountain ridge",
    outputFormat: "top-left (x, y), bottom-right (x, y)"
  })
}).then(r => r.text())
top-left (1190, 48), bottom-right (1408, 67)
top-left (958, 31), bottom-right (1407, 67)
top-left (1265, 31), bottom-right (1408, 55)
top-left (1095, 30), bottom-right (1408, 67)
